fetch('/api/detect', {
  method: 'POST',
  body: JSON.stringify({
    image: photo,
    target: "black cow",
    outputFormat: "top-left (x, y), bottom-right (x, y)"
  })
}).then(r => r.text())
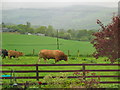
top-left (0, 49), bottom-right (8, 59)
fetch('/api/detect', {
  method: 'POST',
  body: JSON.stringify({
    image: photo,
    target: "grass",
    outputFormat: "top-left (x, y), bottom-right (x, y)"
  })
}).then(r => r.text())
top-left (2, 33), bottom-right (95, 56)
top-left (2, 56), bottom-right (119, 88)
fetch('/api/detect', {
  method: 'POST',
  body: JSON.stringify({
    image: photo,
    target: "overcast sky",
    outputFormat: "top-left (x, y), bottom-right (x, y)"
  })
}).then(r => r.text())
top-left (1, 0), bottom-right (119, 10)
top-left (2, 0), bottom-right (119, 2)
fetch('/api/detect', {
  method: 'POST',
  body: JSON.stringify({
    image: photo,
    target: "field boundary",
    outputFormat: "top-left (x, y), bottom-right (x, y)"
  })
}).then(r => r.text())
top-left (1, 64), bottom-right (120, 85)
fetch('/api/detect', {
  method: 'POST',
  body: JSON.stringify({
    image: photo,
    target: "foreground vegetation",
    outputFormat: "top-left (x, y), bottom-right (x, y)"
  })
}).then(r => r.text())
top-left (2, 56), bottom-right (119, 88)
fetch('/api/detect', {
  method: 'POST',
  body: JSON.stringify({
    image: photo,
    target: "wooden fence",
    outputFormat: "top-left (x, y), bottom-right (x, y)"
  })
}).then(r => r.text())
top-left (1, 64), bottom-right (120, 85)
top-left (14, 49), bottom-right (83, 56)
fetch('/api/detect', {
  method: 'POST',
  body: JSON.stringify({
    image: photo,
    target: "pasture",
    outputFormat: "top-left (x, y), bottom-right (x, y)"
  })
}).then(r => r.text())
top-left (2, 33), bottom-right (119, 88)
top-left (2, 33), bottom-right (95, 56)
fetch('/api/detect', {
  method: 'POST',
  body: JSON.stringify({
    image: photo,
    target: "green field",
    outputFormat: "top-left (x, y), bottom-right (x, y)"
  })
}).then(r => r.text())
top-left (2, 33), bottom-right (95, 56)
top-left (2, 56), bottom-right (119, 88)
top-left (2, 33), bottom-right (119, 88)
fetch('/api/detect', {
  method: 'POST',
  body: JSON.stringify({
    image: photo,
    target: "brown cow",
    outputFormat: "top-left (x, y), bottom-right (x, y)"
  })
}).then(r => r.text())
top-left (38, 49), bottom-right (68, 63)
top-left (0, 49), bottom-right (8, 59)
top-left (8, 50), bottom-right (24, 59)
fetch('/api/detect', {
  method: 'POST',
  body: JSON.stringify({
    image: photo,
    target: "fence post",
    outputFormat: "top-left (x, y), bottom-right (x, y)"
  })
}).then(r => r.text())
top-left (77, 50), bottom-right (80, 57)
top-left (33, 49), bottom-right (35, 56)
top-left (68, 50), bottom-right (70, 56)
top-left (82, 63), bottom-right (86, 80)
top-left (36, 64), bottom-right (39, 81)
top-left (10, 70), bottom-right (13, 84)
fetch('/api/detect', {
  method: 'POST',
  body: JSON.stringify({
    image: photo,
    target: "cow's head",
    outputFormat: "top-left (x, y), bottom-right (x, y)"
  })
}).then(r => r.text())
top-left (19, 52), bottom-right (24, 56)
top-left (62, 55), bottom-right (68, 61)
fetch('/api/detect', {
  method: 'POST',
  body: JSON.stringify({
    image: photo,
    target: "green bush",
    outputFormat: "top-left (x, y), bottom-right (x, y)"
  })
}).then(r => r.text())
top-left (42, 72), bottom-right (101, 88)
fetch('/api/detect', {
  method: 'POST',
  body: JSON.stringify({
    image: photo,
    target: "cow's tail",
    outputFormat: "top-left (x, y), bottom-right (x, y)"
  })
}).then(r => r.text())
top-left (37, 52), bottom-right (41, 64)
top-left (37, 58), bottom-right (40, 64)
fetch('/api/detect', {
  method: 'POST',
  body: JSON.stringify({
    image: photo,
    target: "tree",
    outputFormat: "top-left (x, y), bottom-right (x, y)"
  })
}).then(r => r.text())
top-left (46, 25), bottom-right (55, 36)
top-left (2, 22), bottom-right (6, 28)
top-left (91, 15), bottom-right (120, 63)
top-left (63, 33), bottom-right (71, 40)
top-left (35, 26), bottom-right (47, 34)
top-left (58, 29), bottom-right (65, 38)
top-left (76, 30), bottom-right (88, 38)
top-left (26, 22), bottom-right (34, 33)
top-left (26, 22), bottom-right (31, 28)
top-left (67, 29), bottom-right (76, 39)
top-left (17, 24), bottom-right (27, 34)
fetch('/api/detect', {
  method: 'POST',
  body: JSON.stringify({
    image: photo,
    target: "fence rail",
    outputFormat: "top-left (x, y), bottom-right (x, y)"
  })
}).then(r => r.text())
top-left (1, 64), bottom-right (120, 66)
top-left (2, 70), bottom-right (120, 73)
top-left (1, 64), bottom-right (120, 85)
top-left (2, 75), bottom-right (120, 79)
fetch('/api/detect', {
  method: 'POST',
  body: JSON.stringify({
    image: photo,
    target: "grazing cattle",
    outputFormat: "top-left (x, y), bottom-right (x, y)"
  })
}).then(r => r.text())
top-left (38, 49), bottom-right (68, 63)
top-left (0, 49), bottom-right (8, 59)
top-left (8, 50), bottom-right (24, 59)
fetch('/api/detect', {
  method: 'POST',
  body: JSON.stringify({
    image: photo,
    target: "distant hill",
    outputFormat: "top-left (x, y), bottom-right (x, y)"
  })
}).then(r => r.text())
top-left (2, 5), bottom-right (117, 30)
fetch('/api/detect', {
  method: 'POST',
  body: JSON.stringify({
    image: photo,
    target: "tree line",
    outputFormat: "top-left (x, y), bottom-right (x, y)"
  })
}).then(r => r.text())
top-left (1, 22), bottom-right (96, 41)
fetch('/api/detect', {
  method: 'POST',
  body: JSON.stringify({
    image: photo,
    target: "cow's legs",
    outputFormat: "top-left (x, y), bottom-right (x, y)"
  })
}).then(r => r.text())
top-left (37, 57), bottom-right (41, 64)
top-left (10, 56), bottom-right (12, 59)
top-left (8, 55), bottom-right (11, 59)
top-left (37, 56), bottom-right (43, 64)
top-left (15, 56), bottom-right (19, 60)
top-left (55, 57), bottom-right (59, 63)
top-left (44, 58), bottom-right (47, 63)
top-left (2, 55), bottom-right (5, 59)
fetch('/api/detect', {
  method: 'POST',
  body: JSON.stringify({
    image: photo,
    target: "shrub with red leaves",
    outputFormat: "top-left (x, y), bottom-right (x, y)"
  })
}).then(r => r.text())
top-left (91, 15), bottom-right (120, 63)
top-left (38, 82), bottom-right (42, 85)
top-left (73, 71), bottom-right (100, 88)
